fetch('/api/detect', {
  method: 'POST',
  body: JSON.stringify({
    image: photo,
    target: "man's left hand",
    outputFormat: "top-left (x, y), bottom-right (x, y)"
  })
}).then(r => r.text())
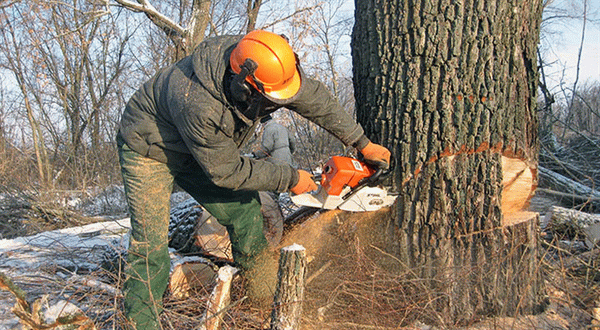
top-left (360, 142), bottom-right (391, 169)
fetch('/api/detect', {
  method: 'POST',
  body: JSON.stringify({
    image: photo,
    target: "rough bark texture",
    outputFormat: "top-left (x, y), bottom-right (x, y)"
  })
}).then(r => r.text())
top-left (271, 245), bottom-right (306, 330)
top-left (352, 0), bottom-right (545, 324)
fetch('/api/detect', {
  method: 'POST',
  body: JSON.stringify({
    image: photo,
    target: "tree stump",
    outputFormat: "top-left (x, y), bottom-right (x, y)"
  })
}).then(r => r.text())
top-left (271, 244), bottom-right (306, 330)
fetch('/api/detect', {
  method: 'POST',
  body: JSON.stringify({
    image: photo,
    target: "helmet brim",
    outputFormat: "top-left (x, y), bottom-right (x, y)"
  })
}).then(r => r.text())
top-left (262, 65), bottom-right (302, 104)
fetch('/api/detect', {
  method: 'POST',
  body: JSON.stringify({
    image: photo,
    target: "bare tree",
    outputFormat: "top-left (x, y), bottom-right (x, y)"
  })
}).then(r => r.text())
top-left (536, 0), bottom-right (600, 210)
top-left (0, 9), bottom-right (52, 186)
top-left (0, 1), bottom-right (132, 189)
top-left (111, 0), bottom-right (219, 60)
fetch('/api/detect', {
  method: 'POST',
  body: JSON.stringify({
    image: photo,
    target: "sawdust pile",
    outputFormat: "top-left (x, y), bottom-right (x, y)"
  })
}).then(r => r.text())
top-left (274, 208), bottom-right (439, 329)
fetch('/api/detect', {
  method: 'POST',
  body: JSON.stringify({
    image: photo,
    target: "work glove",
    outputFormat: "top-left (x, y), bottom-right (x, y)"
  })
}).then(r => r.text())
top-left (360, 142), bottom-right (391, 170)
top-left (290, 170), bottom-right (318, 195)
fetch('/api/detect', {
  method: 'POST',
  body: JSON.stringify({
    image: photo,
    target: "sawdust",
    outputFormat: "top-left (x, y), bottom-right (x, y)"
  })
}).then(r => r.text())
top-left (275, 208), bottom-right (414, 329)
top-left (263, 200), bottom-right (595, 329)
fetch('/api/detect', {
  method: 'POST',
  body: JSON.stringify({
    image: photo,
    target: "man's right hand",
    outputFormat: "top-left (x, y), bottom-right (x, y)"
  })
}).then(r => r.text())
top-left (290, 170), bottom-right (318, 195)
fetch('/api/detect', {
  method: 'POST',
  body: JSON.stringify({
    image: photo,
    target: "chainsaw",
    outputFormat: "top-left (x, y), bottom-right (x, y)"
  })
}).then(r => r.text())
top-left (291, 156), bottom-right (397, 212)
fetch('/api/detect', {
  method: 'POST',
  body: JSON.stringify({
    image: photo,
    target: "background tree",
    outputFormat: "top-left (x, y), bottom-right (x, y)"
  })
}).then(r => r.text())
top-left (353, 0), bottom-right (546, 325)
top-left (0, 1), bottom-right (131, 189)
top-left (536, 0), bottom-right (600, 211)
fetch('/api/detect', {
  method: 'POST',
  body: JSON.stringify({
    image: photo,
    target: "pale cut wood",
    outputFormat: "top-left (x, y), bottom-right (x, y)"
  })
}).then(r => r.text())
top-left (199, 265), bottom-right (238, 330)
top-left (501, 156), bottom-right (535, 217)
top-left (271, 244), bottom-right (306, 330)
top-left (169, 262), bottom-right (216, 300)
top-left (193, 212), bottom-right (233, 261)
top-left (593, 299), bottom-right (600, 327)
top-left (191, 192), bottom-right (282, 261)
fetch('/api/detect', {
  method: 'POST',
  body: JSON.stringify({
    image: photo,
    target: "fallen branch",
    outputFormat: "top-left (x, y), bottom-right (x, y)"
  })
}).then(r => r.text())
top-left (0, 271), bottom-right (96, 329)
top-left (537, 188), bottom-right (600, 202)
top-left (0, 271), bottom-right (30, 316)
top-left (69, 274), bottom-right (122, 297)
top-left (538, 166), bottom-right (600, 207)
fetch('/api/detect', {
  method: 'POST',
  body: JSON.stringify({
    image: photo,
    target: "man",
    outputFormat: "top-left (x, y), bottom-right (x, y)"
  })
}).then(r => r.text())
top-left (117, 30), bottom-right (390, 329)
top-left (253, 114), bottom-right (297, 167)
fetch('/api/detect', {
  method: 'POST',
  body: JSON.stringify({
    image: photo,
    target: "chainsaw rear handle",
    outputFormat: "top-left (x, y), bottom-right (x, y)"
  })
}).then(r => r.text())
top-left (341, 167), bottom-right (390, 201)
top-left (360, 168), bottom-right (385, 186)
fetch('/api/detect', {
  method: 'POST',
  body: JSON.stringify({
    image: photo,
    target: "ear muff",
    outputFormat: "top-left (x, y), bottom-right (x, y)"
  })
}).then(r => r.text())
top-left (230, 77), bottom-right (252, 103)
top-left (230, 58), bottom-right (262, 103)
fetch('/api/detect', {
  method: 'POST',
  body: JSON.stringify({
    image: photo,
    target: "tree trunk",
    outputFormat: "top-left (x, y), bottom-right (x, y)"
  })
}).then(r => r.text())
top-left (352, 0), bottom-right (545, 324)
top-left (188, 0), bottom-right (212, 54)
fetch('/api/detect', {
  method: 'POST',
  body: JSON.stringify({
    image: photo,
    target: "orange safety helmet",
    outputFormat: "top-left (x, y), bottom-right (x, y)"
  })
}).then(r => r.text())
top-left (230, 30), bottom-right (302, 102)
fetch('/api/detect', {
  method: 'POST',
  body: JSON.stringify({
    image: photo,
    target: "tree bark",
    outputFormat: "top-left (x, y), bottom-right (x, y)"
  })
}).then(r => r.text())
top-left (546, 205), bottom-right (600, 236)
top-left (352, 0), bottom-right (545, 324)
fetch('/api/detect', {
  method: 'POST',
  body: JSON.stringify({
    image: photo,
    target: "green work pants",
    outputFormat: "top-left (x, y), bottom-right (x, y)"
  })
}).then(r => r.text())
top-left (118, 141), bottom-right (268, 330)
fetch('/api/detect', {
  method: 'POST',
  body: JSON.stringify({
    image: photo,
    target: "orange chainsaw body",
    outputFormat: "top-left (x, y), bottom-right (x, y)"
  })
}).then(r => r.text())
top-left (320, 156), bottom-right (376, 196)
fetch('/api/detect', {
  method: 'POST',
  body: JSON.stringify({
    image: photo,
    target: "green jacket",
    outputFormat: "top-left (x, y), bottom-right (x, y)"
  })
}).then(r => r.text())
top-left (118, 35), bottom-right (369, 192)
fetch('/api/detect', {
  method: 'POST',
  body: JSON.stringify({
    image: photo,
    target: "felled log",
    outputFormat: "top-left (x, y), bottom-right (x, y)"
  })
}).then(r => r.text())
top-left (546, 205), bottom-right (600, 248)
top-left (169, 258), bottom-right (217, 300)
top-left (271, 244), bottom-right (306, 330)
top-left (198, 265), bottom-right (238, 330)
top-left (547, 205), bottom-right (600, 230)
top-left (538, 166), bottom-right (600, 206)
top-left (169, 192), bottom-right (283, 260)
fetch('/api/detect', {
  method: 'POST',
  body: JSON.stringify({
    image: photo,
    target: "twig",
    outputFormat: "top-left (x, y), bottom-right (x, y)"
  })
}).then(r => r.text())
top-left (0, 271), bottom-right (30, 314)
top-left (536, 188), bottom-right (600, 202)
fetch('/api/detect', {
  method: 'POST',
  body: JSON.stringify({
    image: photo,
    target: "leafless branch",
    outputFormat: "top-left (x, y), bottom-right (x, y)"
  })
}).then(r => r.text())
top-left (261, 4), bottom-right (322, 30)
top-left (112, 0), bottom-right (186, 38)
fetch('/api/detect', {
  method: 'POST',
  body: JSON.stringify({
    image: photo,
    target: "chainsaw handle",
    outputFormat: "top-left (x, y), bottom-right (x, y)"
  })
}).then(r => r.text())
top-left (363, 168), bottom-right (384, 185)
top-left (341, 168), bottom-right (388, 201)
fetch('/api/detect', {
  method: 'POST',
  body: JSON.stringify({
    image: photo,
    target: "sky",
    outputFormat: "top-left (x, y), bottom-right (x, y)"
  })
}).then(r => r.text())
top-left (539, 0), bottom-right (600, 90)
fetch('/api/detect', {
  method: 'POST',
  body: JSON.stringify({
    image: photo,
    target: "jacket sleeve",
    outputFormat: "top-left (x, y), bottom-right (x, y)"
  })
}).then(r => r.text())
top-left (175, 106), bottom-right (299, 192)
top-left (287, 77), bottom-right (370, 150)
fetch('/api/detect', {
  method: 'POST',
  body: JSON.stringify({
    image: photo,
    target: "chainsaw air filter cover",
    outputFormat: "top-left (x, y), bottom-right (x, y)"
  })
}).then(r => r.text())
top-left (321, 156), bottom-right (376, 196)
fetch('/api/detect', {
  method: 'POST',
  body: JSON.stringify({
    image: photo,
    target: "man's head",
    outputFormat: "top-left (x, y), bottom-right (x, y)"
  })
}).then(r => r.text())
top-left (229, 30), bottom-right (302, 104)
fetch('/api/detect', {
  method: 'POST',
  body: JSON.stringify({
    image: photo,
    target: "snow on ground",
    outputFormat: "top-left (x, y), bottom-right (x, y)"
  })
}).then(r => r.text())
top-left (0, 218), bottom-right (130, 329)
top-left (0, 188), bottom-right (197, 329)
top-left (0, 218), bottom-right (131, 271)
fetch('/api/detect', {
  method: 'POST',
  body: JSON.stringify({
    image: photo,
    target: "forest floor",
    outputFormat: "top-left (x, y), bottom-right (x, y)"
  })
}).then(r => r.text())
top-left (0, 190), bottom-right (598, 329)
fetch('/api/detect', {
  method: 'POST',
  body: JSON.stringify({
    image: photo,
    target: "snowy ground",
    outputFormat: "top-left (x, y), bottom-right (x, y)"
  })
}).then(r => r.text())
top-left (0, 189), bottom-right (194, 329)
top-left (0, 218), bottom-right (130, 328)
